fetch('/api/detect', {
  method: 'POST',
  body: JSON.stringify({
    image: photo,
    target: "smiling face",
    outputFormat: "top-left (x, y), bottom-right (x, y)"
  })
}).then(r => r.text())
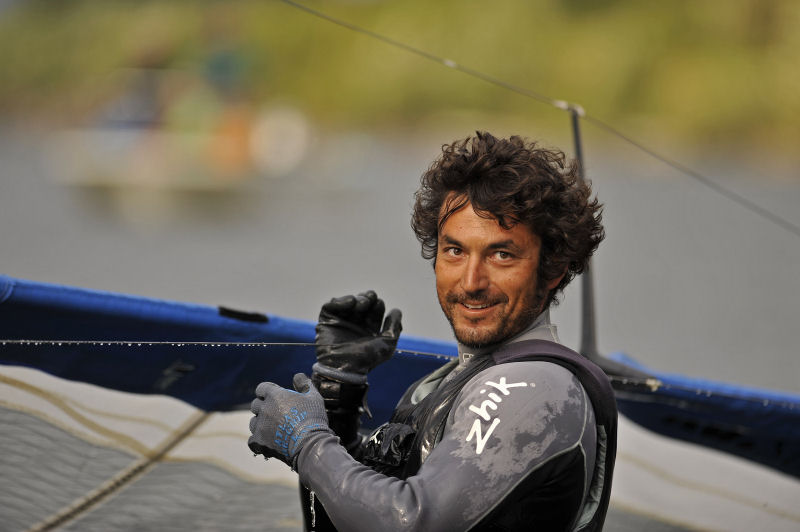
top-left (435, 200), bottom-right (559, 349)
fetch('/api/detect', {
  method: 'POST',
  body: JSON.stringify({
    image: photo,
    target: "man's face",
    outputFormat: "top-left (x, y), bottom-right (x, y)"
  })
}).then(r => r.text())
top-left (435, 200), bottom-right (555, 349)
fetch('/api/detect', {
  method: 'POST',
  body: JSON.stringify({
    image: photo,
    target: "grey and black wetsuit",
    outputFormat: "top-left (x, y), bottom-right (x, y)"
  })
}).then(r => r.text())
top-left (299, 312), bottom-right (617, 531)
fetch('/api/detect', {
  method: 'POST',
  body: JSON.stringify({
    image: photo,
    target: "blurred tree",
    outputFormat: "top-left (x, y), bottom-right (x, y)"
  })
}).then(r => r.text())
top-left (0, 0), bottom-right (796, 157)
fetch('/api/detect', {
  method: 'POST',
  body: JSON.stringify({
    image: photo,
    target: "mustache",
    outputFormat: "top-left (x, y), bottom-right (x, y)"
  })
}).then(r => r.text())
top-left (446, 292), bottom-right (507, 306)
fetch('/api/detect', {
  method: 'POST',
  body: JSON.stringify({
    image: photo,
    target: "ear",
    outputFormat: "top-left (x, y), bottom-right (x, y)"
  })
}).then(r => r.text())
top-left (545, 267), bottom-right (567, 291)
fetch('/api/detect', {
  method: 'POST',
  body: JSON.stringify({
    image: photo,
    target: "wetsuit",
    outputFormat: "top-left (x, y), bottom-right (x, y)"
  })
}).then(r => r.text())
top-left (299, 312), bottom-right (617, 531)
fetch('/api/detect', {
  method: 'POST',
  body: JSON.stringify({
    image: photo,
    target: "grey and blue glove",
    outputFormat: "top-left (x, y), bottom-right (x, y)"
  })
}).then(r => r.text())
top-left (248, 373), bottom-right (331, 469)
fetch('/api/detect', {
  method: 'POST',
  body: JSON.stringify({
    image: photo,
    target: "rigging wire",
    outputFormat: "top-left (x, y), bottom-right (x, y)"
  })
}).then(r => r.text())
top-left (278, 0), bottom-right (800, 240)
top-left (280, 0), bottom-right (560, 109)
top-left (0, 339), bottom-right (453, 359)
top-left (3, 339), bottom-right (799, 409)
top-left (582, 115), bottom-right (800, 238)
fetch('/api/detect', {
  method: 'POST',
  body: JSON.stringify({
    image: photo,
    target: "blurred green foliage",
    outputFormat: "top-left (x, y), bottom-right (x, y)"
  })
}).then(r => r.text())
top-left (0, 0), bottom-right (797, 153)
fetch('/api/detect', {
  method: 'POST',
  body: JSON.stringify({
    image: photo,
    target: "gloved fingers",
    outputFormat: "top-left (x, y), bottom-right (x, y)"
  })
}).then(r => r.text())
top-left (353, 291), bottom-right (376, 315)
top-left (381, 308), bottom-right (403, 340)
top-left (320, 291), bottom-right (386, 334)
top-left (249, 414), bottom-right (259, 434)
top-left (250, 397), bottom-right (264, 415)
top-left (255, 381), bottom-right (278, 399)
top-left (319, 294), bottom-right (373, 333)
top-left (320, 294), bottom-right (358, 318)
top-left (292, 372), bottom-right (313, 393)
top-left (367, 297), bottom-right (386, 332)
top-left (247, 435), bottom-right (266, 456)
top-left (359, 290), bottom-right (377, 301)
top-left (352, 290), bottom-right (384, 333)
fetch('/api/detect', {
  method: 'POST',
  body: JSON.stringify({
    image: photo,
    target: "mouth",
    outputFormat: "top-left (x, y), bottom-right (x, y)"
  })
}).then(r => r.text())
top-left (457, 300), bottom-right (502, 318)
top-left (462, 302), bottom-right (492, 310)
top-left (445, 293), bottom-right (505, 320)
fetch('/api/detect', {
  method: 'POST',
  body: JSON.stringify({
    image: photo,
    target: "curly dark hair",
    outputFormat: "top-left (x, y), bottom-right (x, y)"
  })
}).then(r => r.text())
top-left (411, 131), bottom-right (604, 307)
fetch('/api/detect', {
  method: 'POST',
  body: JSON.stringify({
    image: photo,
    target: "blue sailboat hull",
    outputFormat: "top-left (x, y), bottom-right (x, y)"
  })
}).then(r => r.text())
top-left (0, 274), bottom-right (452, 424)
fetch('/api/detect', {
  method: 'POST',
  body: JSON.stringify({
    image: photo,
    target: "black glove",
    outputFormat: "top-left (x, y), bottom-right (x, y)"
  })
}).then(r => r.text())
top-left (314, 291), bottom-right (402, 384)
top-left (248, 373), bottom-right (331, 469)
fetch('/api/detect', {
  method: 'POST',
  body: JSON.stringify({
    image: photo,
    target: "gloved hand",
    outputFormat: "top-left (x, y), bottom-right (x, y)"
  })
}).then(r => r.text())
top-left (248, 373), bottom-right (331, 469)
top-left (314, 291), bottom-right (402, 383)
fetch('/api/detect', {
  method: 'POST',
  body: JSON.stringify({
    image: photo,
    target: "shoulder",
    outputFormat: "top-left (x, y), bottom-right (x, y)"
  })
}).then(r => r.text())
top-left (446, 361), bottom-right (593, 457)
top-left (458, 360), bottom-right (585, 411)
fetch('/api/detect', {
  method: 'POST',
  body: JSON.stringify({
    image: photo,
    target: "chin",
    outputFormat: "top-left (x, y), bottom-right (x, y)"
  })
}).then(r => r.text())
top-left (454, 327), bottom-right (502, 349)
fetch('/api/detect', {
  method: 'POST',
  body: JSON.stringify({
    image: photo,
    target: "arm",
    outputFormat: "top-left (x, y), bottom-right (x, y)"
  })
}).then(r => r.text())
top-left (297, 361), bottom-right (597, 531)
top-left (304, 291), bottom-right (402, 531)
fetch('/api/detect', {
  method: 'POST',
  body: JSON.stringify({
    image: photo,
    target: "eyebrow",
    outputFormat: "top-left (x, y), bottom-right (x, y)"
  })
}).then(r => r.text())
top-left (487, 239), bottom-right (524, 253)
top-left (440, 235), bottom-right (462, 247)
top-left (440, 235), bottom-right (524, 254)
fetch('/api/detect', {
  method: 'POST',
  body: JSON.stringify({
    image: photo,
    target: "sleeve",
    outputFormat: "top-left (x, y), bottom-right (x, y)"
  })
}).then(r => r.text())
top-left (296, 361), bottom-right (596, 532)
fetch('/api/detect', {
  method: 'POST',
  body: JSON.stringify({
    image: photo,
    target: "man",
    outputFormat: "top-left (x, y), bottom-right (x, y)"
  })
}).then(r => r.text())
top-left (248, 131), bottom-right (616, 531)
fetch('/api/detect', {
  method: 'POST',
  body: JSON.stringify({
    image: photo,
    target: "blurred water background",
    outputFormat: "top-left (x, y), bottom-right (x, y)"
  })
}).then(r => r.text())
top-left (1, 1), bottom-right (798, 390)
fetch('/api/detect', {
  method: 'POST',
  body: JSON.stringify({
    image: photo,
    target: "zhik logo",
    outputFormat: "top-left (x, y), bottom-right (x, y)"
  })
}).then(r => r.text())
top-left (466, 377), bottom-right (531, 454)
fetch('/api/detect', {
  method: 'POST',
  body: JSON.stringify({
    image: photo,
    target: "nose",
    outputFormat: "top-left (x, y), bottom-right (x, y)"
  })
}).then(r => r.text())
top-left (461, 256), bottom-right (489, 295)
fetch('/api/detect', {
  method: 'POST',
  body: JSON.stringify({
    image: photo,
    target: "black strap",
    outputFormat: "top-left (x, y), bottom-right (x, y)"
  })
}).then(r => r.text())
top-left (492, 340), bottom-right (617, 428)
top-left (492, 340), bottom-right (617, 532)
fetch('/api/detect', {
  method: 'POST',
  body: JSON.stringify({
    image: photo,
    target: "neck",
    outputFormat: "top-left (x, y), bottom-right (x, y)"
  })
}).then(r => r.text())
top-left (457, 308), bottom-right (559, 364)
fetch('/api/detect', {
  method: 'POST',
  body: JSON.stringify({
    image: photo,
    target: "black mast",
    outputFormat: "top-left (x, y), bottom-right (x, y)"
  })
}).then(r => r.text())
top-left (566, 106), bottom-right (652, 379)
top-left (568, 105), bottom-right (599, 359)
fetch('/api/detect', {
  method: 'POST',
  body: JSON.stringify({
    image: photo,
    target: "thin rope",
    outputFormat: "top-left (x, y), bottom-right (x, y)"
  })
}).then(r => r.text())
top-left (278, 0), bottom-right (800, 240)
top-left (3, 339), bottom-right (797, 407)
top-left (582, 115), bottom-right (800, 237)
top-left (280, 0), bottom-right (561, 109)
top-left (0, 339), bottom-right (318, 347)
top-left (0, 339), bottom-right (453, 360)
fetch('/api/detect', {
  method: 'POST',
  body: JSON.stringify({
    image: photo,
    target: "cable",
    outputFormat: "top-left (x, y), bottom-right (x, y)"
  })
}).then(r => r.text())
top-left (0, 339), bottom-right (454, 360)
top-left (6, 338), bottom-right (798, 408)
top-left (278, 0), bottom-right (800, 240)
top-left (582, 115), bottom-right (800, 238)
top-left (279, 0), bottom-right (561, 109)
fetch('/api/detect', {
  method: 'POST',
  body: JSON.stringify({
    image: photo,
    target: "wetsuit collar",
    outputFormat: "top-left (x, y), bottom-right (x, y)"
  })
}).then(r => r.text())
top-left (410, 310), bottom-right (560, 404)
top-left (457, 308), bottom-right (560, 365)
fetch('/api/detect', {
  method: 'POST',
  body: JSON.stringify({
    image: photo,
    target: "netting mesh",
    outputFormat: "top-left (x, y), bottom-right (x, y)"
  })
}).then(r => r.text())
top-left (0, 408), bottom-right (136, 531)
top-left (0, 366), bottom-right (302, 532)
